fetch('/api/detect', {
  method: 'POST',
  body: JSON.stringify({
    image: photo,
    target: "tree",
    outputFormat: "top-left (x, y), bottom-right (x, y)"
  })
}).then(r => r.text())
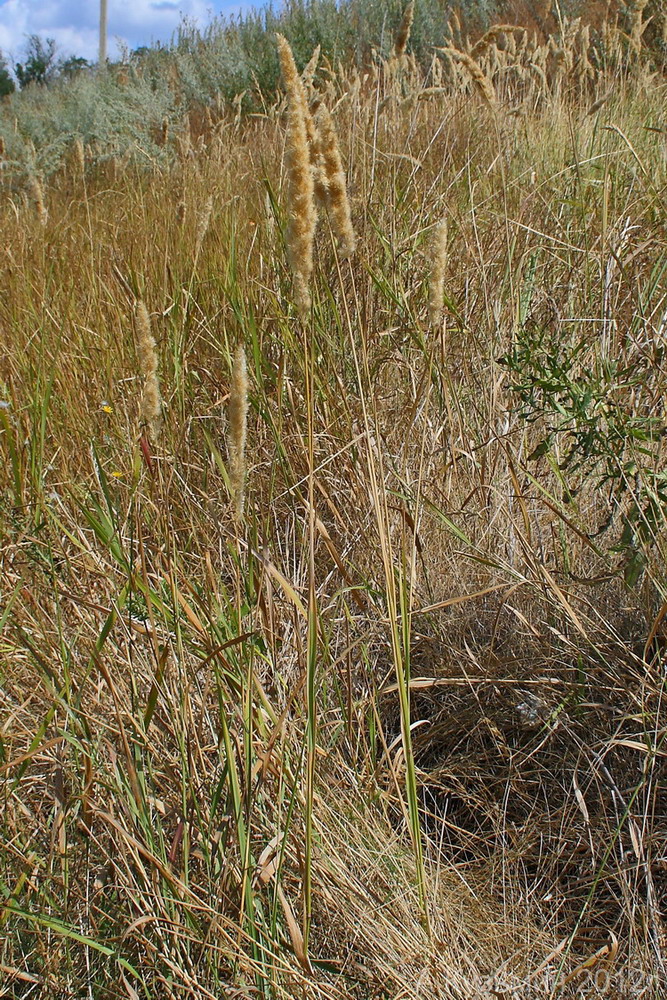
top-left (15, 36), bottom-right (58, 88)
top-left (59, 56), bottom-right (91, 80)
top-left (0, 53), bottom-right (14, 97)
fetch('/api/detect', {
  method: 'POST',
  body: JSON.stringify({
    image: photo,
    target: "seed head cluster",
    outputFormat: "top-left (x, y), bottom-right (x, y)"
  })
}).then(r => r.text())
top-left (315, 104), bottom-right (356, 259)
top-left (135, 300), bottom-right (162, 441)
top-left (393, 2), bottom-right (414, 60)
top-left (428, 217), bottom-right (448, 329)
top-left (277, 33), bottom-right (317, 319)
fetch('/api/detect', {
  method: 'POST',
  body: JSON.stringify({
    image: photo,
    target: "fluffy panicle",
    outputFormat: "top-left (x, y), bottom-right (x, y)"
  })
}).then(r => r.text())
top-left (315, 104), bottom-right (356, 259)
top-left (135, 300), bottom-right (162, 440)
top-left (179, 112), bottom-right (192, 160)
top-left (276, 33), bottom-right (317, 319)
top-left (194, 195), bottom-right (213, 260)
top-left (440, 47), bottom-right (496, 104)
top-left (228, 343), bottom-right (249, 522)
top-left (428, 217), bottom-right (448, 329)
top-left (393, 2), bottom-right (414, 60)
top-left (470, 25), bottom-right (519, 59)
top-left (630, 0), bottom-right (649, 53)
top-left (576, 24), bottom-right (594, 90)
top-left (301, 44), bottom-right (321, 93)
top-left (73, 137), bottom-right (85, 174)
top-left (304, 101), bottom-right (329, 208)
top-left (29, 175), bottom-right (47, 225)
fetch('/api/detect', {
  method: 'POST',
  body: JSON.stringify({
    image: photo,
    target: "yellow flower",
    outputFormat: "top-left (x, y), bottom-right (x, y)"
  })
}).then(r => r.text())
top-left (101, 402), bottom-right (113, 413)
top-left (110, 471), bottom-right (123, 479)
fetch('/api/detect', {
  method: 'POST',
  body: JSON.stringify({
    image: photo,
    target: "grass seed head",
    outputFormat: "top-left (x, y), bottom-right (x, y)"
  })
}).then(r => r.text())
top-left (315, 103), bottom-right (356, 259)
top-left (440, 47), bottom-right (496, 104)
top-left (73, 137), bottom-right (85, 174)
top-left (228, 343), bottom-right (249, 522)
top-left (195, 195), bottom-right (213, 260)
top-left (301, 44), bottom-right (321, 93)
top-left (428, 217), bottom-right (448, 329)
top-left (393, 2), bottom-right (415, 60)
top-left (308, 113), bottom-right (331, 210)
top-left (630, 0), bottom-right (649, 53)
top-left (29, 174), bottom-right (47, 225)
top-left (135, 299), bottom-right (162, 440)
top-left (470, 25), bottom-right (520, 60)
top-left (276, 33), bottom-right (317, 319)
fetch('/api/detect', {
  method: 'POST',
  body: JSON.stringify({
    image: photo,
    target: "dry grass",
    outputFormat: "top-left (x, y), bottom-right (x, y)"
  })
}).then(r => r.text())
top-left (1, 16), bottom-right (667, 999)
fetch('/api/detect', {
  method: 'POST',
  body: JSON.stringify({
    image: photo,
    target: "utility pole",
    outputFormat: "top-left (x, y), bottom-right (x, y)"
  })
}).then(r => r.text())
top-left (99, 0), bottom-right (108, 69)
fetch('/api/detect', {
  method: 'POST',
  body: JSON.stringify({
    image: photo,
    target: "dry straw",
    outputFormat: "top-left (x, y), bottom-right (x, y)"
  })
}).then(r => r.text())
top-left (428, 217), bottom-right (448, 329)
top-left (227, 343), bottom-right (248, 522)
top-left (135, 300), bottom-right (162, 440)
top-left (276, 33), bottom-right (317, 319)
top-left (439, 47), bottom-right (496, 104)
top-left (315, 104), bottom-right (356, 259)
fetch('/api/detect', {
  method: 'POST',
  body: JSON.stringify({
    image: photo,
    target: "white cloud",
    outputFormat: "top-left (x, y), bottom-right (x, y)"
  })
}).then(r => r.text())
top-left (0, 0), bottom-right (242, 64)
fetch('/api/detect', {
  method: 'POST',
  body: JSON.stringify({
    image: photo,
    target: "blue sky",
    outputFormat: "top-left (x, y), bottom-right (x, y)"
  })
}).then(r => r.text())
top-left (0, 0), bottom-right (250, 64)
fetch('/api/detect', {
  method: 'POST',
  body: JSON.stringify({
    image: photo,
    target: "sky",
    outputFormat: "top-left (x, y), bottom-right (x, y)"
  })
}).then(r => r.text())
top-left (0, 0), bottom-right (249, 64)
